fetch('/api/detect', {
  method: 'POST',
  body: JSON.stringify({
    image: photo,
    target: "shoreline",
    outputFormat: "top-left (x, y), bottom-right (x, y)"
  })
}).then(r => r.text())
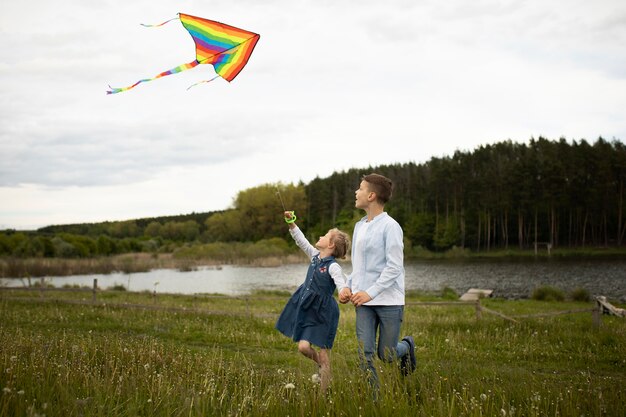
top-left (2, 248), bottom-right (626, 278)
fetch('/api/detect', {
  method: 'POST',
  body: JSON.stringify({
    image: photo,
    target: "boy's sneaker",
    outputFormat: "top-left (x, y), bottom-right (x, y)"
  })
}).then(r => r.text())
top-left (400, 336), bottom-right (416, 375)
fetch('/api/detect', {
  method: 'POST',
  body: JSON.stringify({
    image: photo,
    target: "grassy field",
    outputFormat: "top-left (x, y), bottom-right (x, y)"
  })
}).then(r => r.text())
top-left (1, 290), bottom-right (625, 417)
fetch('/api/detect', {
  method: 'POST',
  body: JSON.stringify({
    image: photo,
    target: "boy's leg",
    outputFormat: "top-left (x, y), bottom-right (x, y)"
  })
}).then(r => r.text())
top-left (376, 305), bottom-right (408, 362)
top-left (355, 306), bottom-right (380, 390)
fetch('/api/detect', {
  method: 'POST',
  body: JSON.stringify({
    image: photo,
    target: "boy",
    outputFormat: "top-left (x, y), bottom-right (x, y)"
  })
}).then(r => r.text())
top-left (340, 173), bottom-right (416, 391)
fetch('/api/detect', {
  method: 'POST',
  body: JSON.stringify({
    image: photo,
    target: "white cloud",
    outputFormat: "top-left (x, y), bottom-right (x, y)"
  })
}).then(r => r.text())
top-left (1, 0), bottom-right (625, 229)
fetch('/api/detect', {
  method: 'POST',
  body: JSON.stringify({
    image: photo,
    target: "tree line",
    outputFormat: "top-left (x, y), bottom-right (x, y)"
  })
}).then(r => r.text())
top-left (1, 137), bottom-right (624, 258)
top-left (305, 137), bottom-right (626, 251)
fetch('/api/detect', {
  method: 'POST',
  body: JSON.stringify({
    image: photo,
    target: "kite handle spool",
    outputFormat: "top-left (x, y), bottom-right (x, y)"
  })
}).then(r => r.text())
top-left (284, 211), bottom-right (297, 224)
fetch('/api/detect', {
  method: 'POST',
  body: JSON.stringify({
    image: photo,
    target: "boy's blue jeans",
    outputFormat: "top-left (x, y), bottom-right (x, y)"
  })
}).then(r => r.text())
top-left (355, 305), bottom-right (408, 390)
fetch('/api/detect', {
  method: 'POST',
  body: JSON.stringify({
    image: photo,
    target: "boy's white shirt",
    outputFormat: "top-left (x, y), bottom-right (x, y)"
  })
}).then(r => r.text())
top-left (289, 226), bottom-right (348, 291)
top-left (348, 212), bottom-right (405, 306)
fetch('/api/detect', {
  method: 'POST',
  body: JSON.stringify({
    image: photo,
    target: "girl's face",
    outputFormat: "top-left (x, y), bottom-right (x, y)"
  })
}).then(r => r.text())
top-left (316, 230), bottom-right (334, 251)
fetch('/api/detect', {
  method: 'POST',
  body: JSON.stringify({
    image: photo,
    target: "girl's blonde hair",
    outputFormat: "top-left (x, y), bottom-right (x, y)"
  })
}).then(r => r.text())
top-left (330, 228), bottom-right (350, 259)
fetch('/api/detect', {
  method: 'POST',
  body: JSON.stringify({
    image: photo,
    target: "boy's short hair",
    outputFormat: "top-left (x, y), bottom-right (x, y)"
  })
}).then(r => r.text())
top-left (330, 228), bottom-right (350, 259)
top-left (362, 173), bottom-right (393, 204)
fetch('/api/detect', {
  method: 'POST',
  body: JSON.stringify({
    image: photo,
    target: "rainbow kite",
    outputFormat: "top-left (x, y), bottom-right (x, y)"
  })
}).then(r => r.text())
top-left (107, 13), bottom-right (260, 94)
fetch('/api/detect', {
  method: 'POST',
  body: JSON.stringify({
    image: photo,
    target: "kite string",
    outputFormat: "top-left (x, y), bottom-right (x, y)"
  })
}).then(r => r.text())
top-left (186, 75), bottom-right (220, 90)
top-left (140, 17), bottom-right (180, 28)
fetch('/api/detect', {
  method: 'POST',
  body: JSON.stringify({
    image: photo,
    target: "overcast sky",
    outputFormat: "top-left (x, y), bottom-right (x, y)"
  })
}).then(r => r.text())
top-left (1, 0), bottom-right (625, 230)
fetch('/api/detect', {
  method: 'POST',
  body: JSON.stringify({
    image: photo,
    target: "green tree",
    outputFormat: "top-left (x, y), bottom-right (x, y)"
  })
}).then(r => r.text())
top-left (205, 211), bottom-right (245, 242)
top-left (144, 221), bottom-right (162, 238)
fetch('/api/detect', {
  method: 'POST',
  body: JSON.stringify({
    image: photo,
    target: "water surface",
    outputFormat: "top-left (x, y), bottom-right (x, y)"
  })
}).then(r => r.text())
top-left (2, 259), bottom-right (624, 300)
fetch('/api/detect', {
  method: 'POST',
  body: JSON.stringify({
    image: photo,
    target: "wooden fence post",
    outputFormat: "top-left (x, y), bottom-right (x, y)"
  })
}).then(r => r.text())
top-left (592, 301), bottom-right (601, 330)
top-left (92, 279), bottom-right (98, 303)
top-left (475, 299), bottom-right (482, 320)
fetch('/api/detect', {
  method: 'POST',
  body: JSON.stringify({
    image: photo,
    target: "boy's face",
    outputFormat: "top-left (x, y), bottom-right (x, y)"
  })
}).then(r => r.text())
top-left (355, 180), bottom-right (373, 209)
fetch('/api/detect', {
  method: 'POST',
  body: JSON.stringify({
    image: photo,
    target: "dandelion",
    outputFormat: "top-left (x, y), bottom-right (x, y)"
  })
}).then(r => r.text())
top-left (311, 374), bottom-right (321, 384)
top-left (284, 383), bottom-right (295, 390)
top-left (480, 393), bottom-right (488, 401)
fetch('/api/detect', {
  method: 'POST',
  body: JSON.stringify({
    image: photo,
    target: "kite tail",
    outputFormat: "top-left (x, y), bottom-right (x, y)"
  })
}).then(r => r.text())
top-left (186, 75), bottom-right (221, 90)
top-left (107, 60), bottom-right (200, 94)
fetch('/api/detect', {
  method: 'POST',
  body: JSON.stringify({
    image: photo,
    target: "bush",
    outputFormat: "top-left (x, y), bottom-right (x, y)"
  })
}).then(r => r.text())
top-left (441, 286), bottom-right (458, 300)
top-left (109, 284), bottom-right (127, 291)
top-left (570, 287), bottom-right (591, 302)
top-left (532, 285), bottom-right (565, 301)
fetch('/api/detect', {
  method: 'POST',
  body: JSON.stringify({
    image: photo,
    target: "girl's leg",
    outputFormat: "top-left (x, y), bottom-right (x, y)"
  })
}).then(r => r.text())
top-left (297, 340), bottom-right (320, 365)
top-left (318, 348), bottom-right (331, 392)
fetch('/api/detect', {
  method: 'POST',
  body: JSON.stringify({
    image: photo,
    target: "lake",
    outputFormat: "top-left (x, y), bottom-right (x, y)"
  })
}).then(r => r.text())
top-left (2, 259), bottom-right (625, 300)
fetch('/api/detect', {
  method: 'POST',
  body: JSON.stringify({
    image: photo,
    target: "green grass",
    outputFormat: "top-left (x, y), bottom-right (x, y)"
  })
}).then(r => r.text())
top-left (1, 292), bottom-right (625, 416)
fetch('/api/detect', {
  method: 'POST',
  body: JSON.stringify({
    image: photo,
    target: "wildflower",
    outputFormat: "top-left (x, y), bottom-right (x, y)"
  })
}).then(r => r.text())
top-left (3, 387), bottom-right (10, 393)
top-left (17, 390), bottom-right (25, 395)
top-left (284, 383), bottom-right (295, 390)
top-left (480, 393), bottom-right (488, 401)
top-left (10, 356), bottom-right (17, 361)
top-left (311, 374), bottom-right (321, 384)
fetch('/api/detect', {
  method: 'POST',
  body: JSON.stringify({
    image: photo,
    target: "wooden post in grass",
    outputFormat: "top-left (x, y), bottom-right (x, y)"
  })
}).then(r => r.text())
top-left (592, 302), bottom-right (601, 330)
top-left (92, 279), bottom-right (98, 303)
top-left (475, 299), bottom-right (482, 320)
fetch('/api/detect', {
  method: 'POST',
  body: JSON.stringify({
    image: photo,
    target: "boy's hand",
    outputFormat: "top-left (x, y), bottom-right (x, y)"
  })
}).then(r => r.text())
top-left (339, 287), bottom-right (352, 304)
top-left (350, 291), bottom-right (372, 307)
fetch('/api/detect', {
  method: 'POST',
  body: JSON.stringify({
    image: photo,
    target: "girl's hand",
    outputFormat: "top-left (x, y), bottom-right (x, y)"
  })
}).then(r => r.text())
top-left (339, 288), bottom-right (352, 304)
top-left (284, 211), bottom-right (297, 229)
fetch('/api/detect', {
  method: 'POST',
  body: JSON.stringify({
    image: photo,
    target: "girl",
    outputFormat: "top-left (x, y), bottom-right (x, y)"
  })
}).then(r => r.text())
top-left (275, 211), bottom-right (351, 392)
